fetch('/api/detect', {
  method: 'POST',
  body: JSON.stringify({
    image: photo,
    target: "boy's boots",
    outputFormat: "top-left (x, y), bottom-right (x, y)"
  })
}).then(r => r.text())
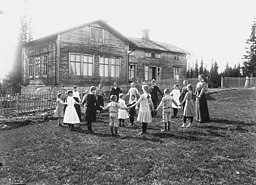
top-left (161, 122), bottom-right (167, 132)
top-left (167, 121), bottom-right (170, 131)
top-left (114, 127), bottom-right (120, 137)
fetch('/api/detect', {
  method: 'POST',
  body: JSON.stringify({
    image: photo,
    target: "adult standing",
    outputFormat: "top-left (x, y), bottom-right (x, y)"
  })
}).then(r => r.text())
top-left (179, 80), bottom-right (188, 110)
top-left (73, 86), bottom-right (82, 121)
top-left (110, 82), bottom-right (122, 102)
top-left (195, 74), bottom-right (210, 123)
top-left (96, 83), bottom-right (105, 115)
top-left (149, 79), bottom-right (163, 116)
top-left (125, 82), bottom-right (140, 104)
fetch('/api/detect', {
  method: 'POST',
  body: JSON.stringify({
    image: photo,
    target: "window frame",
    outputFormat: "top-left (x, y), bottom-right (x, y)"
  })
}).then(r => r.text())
top-left (90, 26), bottom-right (104, 44)
top-left (99, 56), bottom-right (121, 78)
top-left (69, 53), bottom-right (94, 77)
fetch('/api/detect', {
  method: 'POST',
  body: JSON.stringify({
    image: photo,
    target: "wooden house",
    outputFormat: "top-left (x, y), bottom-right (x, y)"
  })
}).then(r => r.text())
top-left (21, 20), bottom-right (189, 91)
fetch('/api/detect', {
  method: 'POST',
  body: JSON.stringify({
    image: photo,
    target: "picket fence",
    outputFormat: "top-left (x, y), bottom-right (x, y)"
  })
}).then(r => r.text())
top-left (0, 92), bottom-right (57, 116)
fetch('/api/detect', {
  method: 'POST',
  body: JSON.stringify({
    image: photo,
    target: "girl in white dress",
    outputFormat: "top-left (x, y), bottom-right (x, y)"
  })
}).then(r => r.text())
top-left (63, 90), bottom-right (80, 130)
top-left (129, 85), bottom-right (153, 135)
top-left (170, 84), bottom-right (181, 118)
top-left (118, 93), bottom-right (129, 127)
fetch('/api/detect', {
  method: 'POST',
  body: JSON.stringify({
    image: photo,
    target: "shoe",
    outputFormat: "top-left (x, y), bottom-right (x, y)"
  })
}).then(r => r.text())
top-left (186, 123), bottom-right (191, 128)
top-left (137, 132), bottom-right (146, 136)
top-left (180, 124), bottom-right (185, 128)
top-left (122, 124), bottom-right (126, 127)
top-left (161, 129), bottom-right (166, 132)
top-left (88, 129), bottom-right (94, 133)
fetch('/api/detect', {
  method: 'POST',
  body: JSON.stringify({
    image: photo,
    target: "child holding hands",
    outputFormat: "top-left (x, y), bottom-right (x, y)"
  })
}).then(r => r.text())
top-left (156, 88), bottom-right (178, 131)
top-left (101, 95), bottom-right (127, 137)
top-left (118, 93), bottom-right (129, 127)
top-left (179, 84), bottom-right (195, 128)
top-left (127, 94), bottom-right (137, 127)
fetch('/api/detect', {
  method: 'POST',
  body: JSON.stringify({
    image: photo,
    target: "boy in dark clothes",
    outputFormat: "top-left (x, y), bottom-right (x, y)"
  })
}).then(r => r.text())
top-left (127, 94), bottom-right (136, 127)
top-left (149, 79), bottom-right (163, 117)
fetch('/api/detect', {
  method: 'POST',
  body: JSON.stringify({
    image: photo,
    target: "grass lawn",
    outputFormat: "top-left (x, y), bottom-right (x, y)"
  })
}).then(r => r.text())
top-left (0, 88), bottom-right (256, 185)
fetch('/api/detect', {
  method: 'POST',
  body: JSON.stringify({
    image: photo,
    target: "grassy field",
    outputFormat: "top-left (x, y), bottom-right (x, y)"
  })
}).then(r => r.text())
top-left (0, 88), bottom-right (256, 185)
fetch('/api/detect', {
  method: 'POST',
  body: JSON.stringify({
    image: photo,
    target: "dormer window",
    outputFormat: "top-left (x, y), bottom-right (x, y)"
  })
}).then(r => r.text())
top-left (90, 27), bottom-right (104, 43)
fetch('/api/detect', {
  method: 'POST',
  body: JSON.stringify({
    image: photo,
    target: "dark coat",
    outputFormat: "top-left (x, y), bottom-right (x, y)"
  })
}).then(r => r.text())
top-left (110, 87), bottom-right (122, 102)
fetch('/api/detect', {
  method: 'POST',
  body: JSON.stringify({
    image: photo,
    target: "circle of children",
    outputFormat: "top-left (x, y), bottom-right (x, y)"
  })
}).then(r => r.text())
top-left (54, 74), bottom-right (210, 137)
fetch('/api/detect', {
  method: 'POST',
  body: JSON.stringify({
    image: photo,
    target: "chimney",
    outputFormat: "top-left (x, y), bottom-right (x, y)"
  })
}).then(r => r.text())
top-left (142, 29), bottom-right (150, 40)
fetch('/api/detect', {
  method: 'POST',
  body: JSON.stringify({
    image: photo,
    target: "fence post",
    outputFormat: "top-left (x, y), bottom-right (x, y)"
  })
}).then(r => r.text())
top-left (221, 77), bottom-right (224, 88)
top-left (16, 93), bottom-right (19, 114)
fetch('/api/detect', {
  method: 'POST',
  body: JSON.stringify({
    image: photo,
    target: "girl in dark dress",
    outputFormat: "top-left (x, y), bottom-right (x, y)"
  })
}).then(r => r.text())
top-left (195, 74), bottom-right (210, 123)
top-left (85, 86), bottom-right (98, 133)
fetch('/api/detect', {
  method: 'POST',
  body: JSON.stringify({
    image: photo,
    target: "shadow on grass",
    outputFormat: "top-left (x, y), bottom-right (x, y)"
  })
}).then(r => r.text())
top-left (210, 118), bottom-right (255, 126)
top-left (206, 94), bottom-right (216, 101)
top-left (121, 135), bottom-right (165, 143)
top-left (151, 132), bottom-right (214, 142)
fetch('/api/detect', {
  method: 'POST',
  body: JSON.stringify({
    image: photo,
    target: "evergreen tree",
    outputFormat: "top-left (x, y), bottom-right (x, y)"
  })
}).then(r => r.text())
top-left (6, 0), bottom-right (32, 93)
top-left (193, 60), bottom-right (199, 78)
top-left (243, 18), bottom-right (256, 76)
top-left (199, 58), bottom-right (204, 74)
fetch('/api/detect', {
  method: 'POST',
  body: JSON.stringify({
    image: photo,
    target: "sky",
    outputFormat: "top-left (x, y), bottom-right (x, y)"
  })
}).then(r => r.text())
top-left (0, 0), bottom-right (255, 78)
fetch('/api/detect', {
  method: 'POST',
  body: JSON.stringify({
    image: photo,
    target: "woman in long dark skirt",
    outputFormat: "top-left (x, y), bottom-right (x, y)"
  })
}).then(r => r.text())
top-left (85, 86), bottom-right (98, 133)
top-left (195, 74), bottom-right (210, 123)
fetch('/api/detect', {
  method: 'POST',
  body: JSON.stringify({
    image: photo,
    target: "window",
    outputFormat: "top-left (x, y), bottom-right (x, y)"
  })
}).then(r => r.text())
top-left (144, 65), bottom-right (161, 81)
top-left (42, 56), bottom-right (48, 76)
top-left (145, 52), bottom-right (151, 58)
top-left (70, 53), bottom-right (94, 76)
top-left (90, 27), bottom-right (104, 43)
top-left (173, 67), bottom-right (180, 81)
top-left (99, 56), bottom-right (120, 78)
top-left (34, 56), bottom-right (41, 78)
top-left (110, 58), bottom-right (120, 77)
top-left (174, 55), bottom-right (180, 60)
top-left (70, 54), bottom-right (81, 76)
top-left (129, 65), bottom-right (136, 80)
top-left (28, 59), bottom-right (34, 77)
top-left (83, 55), bottom-right (93, 76)
top-left (145, 52), bottom-right (161, 58)
top-left (99, 57), bottom-right (109, 77)
top-left (155, 53), bottom-right (161, 58)
top-left (129, 51), bottom-right (135, 56)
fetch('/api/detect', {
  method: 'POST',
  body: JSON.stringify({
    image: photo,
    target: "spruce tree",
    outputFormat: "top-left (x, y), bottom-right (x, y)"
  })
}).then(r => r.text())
top-left (243, 18), bottom-right (256, 76)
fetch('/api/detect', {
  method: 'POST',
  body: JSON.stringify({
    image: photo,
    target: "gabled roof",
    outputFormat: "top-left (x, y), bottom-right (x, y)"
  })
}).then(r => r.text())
top-left (127, 37), bottom-right (169, 51)
top-left (23, 20), bottom-right (136, 47)
top-left (22, 19), bottom-right (189, 54)
top-left (153, 41), bottom-right (190, 54)
top-left (128, 37), bottom-right (189, 54)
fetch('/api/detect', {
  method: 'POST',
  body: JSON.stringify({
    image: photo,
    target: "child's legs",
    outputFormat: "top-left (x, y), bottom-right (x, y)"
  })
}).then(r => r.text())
top-left (130, 116), bottom-right (134, 124)
top-left (183, 116), bottom-right (187, 123)
top-left (173, 108), bottom-right (178, 117)
top-left (187, 116), bottom-right (193, 123)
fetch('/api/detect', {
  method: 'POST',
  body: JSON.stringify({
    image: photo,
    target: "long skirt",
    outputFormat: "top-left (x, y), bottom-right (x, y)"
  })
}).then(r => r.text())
top-left (195, 94), bottom-right (209, 123)
top-left (63, 105), bottom-right (80, 124)
top-left (85, 106), bottom-right (96, 122)
top-left (74, 97), bottom-right (81, 121)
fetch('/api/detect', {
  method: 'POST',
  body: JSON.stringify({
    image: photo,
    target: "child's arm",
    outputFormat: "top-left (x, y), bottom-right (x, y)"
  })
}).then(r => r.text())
top-left (179, 93), bottom-right (188, 105)
top-left (156, 99), bottom-right (163, 111)
top-left (129, 95), bottom-right (143, 108)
